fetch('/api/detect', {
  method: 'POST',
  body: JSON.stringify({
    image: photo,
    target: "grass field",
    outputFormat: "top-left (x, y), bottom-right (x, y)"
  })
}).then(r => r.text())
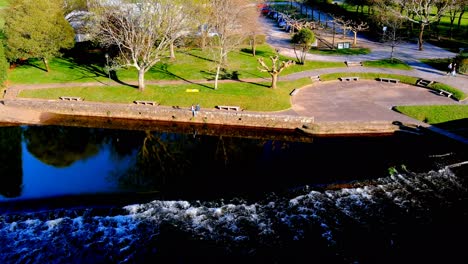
top-left (394, 105), bottom-right (468, 124)
top-left (19, 77), bottom-right (313, 111)
top-left (362, 58), bottom-right (411, 70)
top-left (8, 44), bottom-right (345, 84)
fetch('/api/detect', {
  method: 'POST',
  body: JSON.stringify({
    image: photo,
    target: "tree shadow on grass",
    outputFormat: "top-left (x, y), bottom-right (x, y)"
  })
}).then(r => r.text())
top-left (149, 63), bottom-right (212, 89)
top-left (179, 50), bottom-right (215, 63)
top-left (201, 68), bottom-right (269, 88)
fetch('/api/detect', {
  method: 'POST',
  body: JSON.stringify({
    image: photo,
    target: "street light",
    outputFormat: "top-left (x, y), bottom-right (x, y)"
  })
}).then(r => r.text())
top-left (104, 53), bottom-right (110, 83)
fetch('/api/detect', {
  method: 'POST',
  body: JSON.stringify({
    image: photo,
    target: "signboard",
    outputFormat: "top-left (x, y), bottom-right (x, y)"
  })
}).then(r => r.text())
top-left (337, 42), bottom-right (350, 49)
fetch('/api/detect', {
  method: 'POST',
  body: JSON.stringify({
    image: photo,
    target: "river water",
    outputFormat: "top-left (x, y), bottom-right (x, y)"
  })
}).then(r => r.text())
top-left (0, 121), bottom-right (466, 263)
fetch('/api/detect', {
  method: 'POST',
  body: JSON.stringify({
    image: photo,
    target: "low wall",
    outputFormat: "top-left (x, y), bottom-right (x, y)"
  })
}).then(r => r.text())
top-left (4, 99), bottom-right (314, 129)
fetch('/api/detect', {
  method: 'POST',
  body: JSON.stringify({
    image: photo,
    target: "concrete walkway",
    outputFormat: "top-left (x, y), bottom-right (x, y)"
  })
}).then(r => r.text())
top-left (260, 16), bottom-right (468, 94)
top-left (1, 9), bottom-right (467, 143)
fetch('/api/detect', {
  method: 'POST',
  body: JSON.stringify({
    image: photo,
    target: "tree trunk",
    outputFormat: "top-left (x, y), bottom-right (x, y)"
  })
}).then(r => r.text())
top-left (169, 42), bottom-right (176, 59)
top-left (251, 35), bottom-right (256, 56)
top-left (390, 45), bottom-right (395, 61)
top-left (271, 73), bottom-right (278, 89)
top-left (449, 17), bottom-right (455, 39)
top-left (138, 68), bottom-right (145, 91)
top-left (214, 64), bottom-right (221, 90)
top-left (418, 23), bottom-right (425, 51)
top-left (458, 10), bottom-right (465, 29)
top-left (43, 58), bottom-right (50, 72)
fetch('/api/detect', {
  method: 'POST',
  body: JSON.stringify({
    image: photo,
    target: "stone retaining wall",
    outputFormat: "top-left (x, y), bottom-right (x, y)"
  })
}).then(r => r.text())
top-left (4, 99), bottom-right (314, 129)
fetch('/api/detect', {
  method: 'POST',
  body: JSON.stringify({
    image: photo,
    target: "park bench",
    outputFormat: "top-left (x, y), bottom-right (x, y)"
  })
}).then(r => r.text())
top-left (60, 96), bottom-right (82, 101)
top-left (378, 77), bottom-right (400, 83)
top-left (217, 105), bottom-right (240, 111)
top-left (345, 61), bottom-right (362, 67)
top-left (310, 75), bottom-right (321, 82)
top-left (438, 89), bottom-right (453, 98)
top-left (134, 100), bottom-right (157, 106)
top-left (339, 76), bottom-right (359, 81)
top-left (416, 79), bottom-right (433, 87)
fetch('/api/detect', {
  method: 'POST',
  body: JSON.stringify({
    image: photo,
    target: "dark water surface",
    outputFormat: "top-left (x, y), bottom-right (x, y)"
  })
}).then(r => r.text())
top-left (0, 120), bottom-right (466, 263)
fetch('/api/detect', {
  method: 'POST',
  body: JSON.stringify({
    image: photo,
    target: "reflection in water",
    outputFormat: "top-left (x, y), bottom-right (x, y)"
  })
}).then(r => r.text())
top-left (0, 165), bottom-right (466, 263)
top-left (0, 122), bottom-right (467, 263)
top-left (23, 126), bottom-right (102, 167)
top-left (0, 127), bottom-right (23, 198)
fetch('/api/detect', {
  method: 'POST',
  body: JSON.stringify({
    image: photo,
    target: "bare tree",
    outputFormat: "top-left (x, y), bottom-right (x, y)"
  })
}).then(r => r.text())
top-left (209, 0), bottom-right (251, 90)
top-left (88, 0), bottom-right (182, 91)
top-left (350, 21), bottom-right (369, 46)
top-left (380, 0), bottom-right (449, 51)
top-left (257, 55), bottom-right (295, 89)
top-left (333, 16), bottom-right (353, 40)
top-left (446, 0), bottom-right (467, 39)
top-left (380, 14), bottom-right (405, 61)
top-left (166, 0), bottom-right (197, 59)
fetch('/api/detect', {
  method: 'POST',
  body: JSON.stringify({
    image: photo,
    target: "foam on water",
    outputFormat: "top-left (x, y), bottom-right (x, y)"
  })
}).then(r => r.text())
top-left (0, 165), bottom-right (466, 263)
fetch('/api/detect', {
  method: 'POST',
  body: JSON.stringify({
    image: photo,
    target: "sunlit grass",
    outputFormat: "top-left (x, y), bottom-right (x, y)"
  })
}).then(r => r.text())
top-left (8, 44), bottom-right (345, 84)
top-left (362, 59), bottom-right (411, 70)
top-left (19, 77), bottom-right (313, 111)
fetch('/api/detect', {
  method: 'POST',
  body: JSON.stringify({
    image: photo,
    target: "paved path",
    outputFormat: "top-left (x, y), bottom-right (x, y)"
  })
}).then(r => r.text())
top-left (1, 8), bottom-right (467, 141)
top-left (260, 16), bottom-right (468, 94)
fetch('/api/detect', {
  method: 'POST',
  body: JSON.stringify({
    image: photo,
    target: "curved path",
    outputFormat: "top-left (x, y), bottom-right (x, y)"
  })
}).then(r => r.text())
top-left (1, 11), bottom-right (467, 135)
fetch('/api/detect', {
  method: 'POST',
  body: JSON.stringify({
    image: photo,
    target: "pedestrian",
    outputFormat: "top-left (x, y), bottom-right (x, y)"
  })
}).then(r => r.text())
top-left (191, 104), bottom-right (195, 117)
top-left (195, 103), bottom-right (200, 115)
top-left (451, 63), bottom-right (457, 77)
top-left (446, 62), bottom-right (452, 75)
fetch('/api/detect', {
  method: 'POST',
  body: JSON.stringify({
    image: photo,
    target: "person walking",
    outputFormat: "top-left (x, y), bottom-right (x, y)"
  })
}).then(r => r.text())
top-left (195, 103), bottom-right (200, 115)
top-left (446, 62), bottom-right (452, 75)
top-left (451, 63), bottom-right (457, 77)
top-left (191, 104), bottom-right (195, 117)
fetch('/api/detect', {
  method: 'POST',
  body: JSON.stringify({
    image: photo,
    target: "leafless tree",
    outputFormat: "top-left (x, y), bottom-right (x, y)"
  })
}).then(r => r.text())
top-left (257, 55), bottom-right (294, 89)
top-left (349, 21), bottom-right (369, 46)
top-left (380, 0), bottom-right (449, 51)
top-left (88, 0), bottom-right (182, 91)
top-left (380, 14), bottom-right (405, 61)
top-left (445, 0), bottom-right (467, 38)
top-left (333, 16), bottom-right (353, 40)
top-left (209, 0), bottom-right (251, 90)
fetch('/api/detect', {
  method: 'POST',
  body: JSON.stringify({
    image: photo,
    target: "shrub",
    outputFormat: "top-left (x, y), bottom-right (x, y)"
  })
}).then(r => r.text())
top-left (457, 57), bottom-right (468, 74)
top-left (0, 41), bottom-right (8, 87)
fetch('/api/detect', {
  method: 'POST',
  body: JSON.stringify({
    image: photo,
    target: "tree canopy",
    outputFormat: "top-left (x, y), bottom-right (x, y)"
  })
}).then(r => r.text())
top-left (291, 28), bottom-right (315, 65)
top-left (3, 0), bottom-right (75, 72)
top-left (89, 0), bottom-right (186, 91)
top-left (0, 41), bottom-right (8, 87)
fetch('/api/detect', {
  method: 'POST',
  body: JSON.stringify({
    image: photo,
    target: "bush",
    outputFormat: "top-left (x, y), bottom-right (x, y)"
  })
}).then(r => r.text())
top-left (0, 41), bottom-right (8, 87)
top-left (457, 57), bottom-right (468, 74)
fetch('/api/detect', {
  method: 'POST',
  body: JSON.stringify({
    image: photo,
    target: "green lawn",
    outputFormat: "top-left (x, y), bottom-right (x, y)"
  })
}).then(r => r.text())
top-left (19, 77), bottom-right (312, 111)
top-left (395, 105), bottom-right (468, 137)
top-left (309, 47), bottom-right (371, 56)
top-left (362, 59), bottom-right (411, 70)
top-left (8, 45), bottom-right (345, 84)
top-left (394, 105), bottom-right (468, 124)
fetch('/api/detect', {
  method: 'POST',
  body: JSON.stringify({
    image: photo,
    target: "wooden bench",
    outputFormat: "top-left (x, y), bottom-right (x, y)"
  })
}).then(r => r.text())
top-left (217, 105), bottom-right (240, 111)
top-left (134, 100), bottom-right (157, 105)
top-left (339, 76), bottom-right (359, 81)
top-left (345, 61), bottom-right (362, 67)
top-left (60, 96), bottom-right (82, 101)
top-left (310, 75), bottom-right (320, 82)
top-left (438, 89), bottom-right (453, 98)
top-left (378, 77), bottom-right (400, 83)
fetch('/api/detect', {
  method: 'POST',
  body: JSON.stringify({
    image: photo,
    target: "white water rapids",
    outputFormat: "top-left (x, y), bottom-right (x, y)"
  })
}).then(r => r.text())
top-left (1, 164), bottom-right (466, 263)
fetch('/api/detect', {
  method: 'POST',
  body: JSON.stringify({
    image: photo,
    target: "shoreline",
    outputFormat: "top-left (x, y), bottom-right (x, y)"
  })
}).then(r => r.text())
top-left (0, 99), bottom-right (406, 136)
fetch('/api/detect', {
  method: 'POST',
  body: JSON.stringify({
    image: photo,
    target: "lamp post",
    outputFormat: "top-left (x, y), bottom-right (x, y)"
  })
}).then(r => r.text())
top-left (105, 53), bottom-right (110, 83)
